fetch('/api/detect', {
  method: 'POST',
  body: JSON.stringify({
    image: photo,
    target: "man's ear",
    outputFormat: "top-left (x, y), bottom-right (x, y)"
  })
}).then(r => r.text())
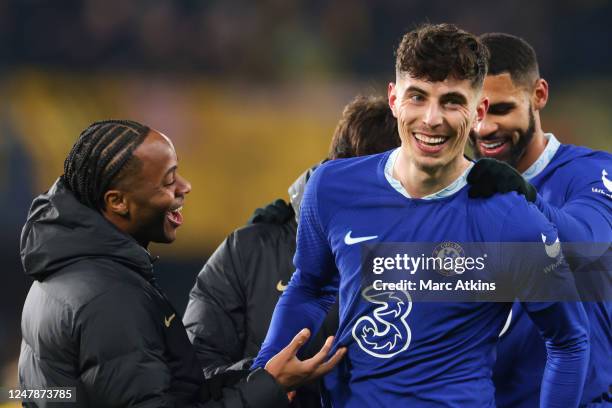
top-left (103, 189), bottom-right (129, 216)
top-left (532, 78), bottom-right (548, 111)
top-left (472, 96), bottom-right (489, 130)
top-left (388, 82), bottom-right (399, 118)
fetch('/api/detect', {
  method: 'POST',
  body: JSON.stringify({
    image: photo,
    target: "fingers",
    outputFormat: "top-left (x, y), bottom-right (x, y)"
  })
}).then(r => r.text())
top-left (311, 347), bottom-right (347, 378)
top-left (284, 328), bottom-right (311, 357)
top-left (306, 335), bottom-right (334, 367)
top-left (303, 336), bottom-right (347, 378)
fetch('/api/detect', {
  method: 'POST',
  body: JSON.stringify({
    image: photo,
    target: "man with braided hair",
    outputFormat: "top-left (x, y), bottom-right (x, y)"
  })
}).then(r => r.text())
top-left (18, 120), bottom-right (344, 407)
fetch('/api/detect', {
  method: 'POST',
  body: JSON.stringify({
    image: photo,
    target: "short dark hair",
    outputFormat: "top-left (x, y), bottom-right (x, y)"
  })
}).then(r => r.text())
top-left (62, 120), bottom-right (150, 210)
top-left (480, 33), bottom-right (539, 89)
top-left (328, 95), bottom-right (400, 160)
top-left (395, 23), bottom-right (489, 88)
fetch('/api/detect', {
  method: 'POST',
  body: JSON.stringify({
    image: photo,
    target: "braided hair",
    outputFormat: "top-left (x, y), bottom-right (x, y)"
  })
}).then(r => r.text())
top-left (62, 119), bottom-right (150, 210)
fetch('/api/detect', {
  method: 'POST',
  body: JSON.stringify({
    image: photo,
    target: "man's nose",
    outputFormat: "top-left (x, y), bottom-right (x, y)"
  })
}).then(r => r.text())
top-left (477, 117), bottom-right (499, 137)
top-left (422, 103), bottom-right (443, 128)
top-left (178, 174), bottom-right (191, 195)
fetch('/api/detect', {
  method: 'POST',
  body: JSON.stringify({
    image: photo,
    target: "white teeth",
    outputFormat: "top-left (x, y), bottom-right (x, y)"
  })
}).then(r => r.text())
top-left (482, 141), bottom-right (503, 149)
top-left (414, 133), bottom-right (446, 144)
top-left (171, 206), bottom-right (183, 213)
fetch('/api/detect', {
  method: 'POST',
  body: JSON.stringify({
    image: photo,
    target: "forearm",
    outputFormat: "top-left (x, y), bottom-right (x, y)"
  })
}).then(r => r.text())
top-left (535, 195), bottom-right (611, 244)
top-left (525, 302), bottom-right (590, 408)
top-left (540, 337), bottom-right (590, 408)
top-left (196, 369), bottom-right (289, 408)
top-left (252, 281), bottom-right (335, 369)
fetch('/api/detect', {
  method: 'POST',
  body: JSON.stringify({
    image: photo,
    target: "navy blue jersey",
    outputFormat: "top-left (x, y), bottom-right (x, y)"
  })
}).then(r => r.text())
top-left (494, 134), bottom-right (612, 407)
top-left (254, 148), bottom-right (589, 407)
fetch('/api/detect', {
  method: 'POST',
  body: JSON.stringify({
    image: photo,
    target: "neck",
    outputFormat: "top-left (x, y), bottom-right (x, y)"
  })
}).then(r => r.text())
top-left (516, 116), bottom-right (547, 173)
top-left (103, 211), bottom-right (150, 248)
top-left (393, 150), bottom-right (470, 198)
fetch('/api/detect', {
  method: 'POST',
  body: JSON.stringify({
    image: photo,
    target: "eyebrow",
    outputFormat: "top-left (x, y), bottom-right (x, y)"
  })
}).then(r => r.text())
top-left (405, 86), bottom-right (468, 105)
top-left (440, 92), bottom-right (468, 105)
top-left (488, 102), bottom-right (517, 111)
top-left (405, 85), bottom-right (428, 96)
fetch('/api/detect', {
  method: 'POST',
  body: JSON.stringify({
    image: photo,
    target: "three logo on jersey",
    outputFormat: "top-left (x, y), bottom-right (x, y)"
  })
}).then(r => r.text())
top-left (352, 286), bottom-right (412, 358)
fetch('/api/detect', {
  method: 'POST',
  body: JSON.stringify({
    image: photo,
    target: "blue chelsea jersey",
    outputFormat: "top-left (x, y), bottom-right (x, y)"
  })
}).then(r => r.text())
top-left (494, 134), bottom-right (612, 407)
top-left (254, 148), bottom-right (589, 408)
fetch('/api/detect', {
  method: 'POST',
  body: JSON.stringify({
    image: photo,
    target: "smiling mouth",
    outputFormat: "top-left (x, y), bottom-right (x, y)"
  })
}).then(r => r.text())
top-left (478, 138), bottom-right (509, 156)
top-left (414, 132), bottom-right (447, 144)
top-left (166, 206), bottom-right (183, 227)
top-left (413, 132), bottom-right (449, 152)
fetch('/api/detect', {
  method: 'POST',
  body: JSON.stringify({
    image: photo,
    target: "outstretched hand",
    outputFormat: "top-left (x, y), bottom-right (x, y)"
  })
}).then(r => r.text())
top-left (264, 328), bottom-right (346, 390)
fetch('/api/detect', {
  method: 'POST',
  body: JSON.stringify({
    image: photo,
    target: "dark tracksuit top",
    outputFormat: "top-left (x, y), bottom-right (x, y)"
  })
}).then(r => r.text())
top-left (19, 178), bottom-right (288, 408)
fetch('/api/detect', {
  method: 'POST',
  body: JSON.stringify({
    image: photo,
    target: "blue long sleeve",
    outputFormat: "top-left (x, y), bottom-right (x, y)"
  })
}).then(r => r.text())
top-left (502, 201), bottom-right (591, 407)
top-left (522, 302), bottom-right (590, 408)
top-left (253, 166), bottom-right (339, 369)
top-left (252, 272), bottom-right (337, 369)
top-left (535, 193), bottom-right (612, 245)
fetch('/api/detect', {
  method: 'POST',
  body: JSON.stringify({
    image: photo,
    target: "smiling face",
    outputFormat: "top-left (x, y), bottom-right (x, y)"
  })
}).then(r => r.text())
top-left (471, 73), bottom-right (536, 167)
top-left (103, 129), bottom-right (191, 247)
top-left (389, 73), bottom-right (487, 173)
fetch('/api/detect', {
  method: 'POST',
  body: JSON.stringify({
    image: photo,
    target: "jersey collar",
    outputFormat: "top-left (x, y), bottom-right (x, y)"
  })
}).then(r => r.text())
top-left (384, 147), bottom-right (473, 200)
top-left (522, 133), bottom-right (561, 181)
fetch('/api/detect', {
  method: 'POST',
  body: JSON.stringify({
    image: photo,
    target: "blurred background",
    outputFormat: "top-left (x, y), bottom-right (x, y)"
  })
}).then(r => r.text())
top-left (1, 0), bottom-right (610, 404)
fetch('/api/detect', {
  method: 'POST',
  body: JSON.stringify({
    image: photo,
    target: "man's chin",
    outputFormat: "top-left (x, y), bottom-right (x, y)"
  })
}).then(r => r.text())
top-left (412, 153), bottom-right (453, 172)
top-left (151, 231), bottom-right (177, 244)
top-left (161, 233), bottom-right (177, 244)
top-left (474, 147), bottom-right (512, 164)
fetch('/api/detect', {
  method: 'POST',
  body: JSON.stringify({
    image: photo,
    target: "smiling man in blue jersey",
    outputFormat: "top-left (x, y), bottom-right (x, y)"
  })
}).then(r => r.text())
top-left (253, 24), bottom-right (590, 407)
top-left (468, 33), bottom-right (612, 407)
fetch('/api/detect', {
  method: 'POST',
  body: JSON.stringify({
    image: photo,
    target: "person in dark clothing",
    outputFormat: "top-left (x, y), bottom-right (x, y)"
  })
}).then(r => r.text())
top-left (182, 95), bottom-right (401, 406)
top-left (18, 120), bottom-right (345, 408)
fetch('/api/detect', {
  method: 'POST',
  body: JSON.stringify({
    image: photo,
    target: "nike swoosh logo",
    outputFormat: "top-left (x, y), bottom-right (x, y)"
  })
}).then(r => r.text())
top-left (164, 313), bottom-right (176, 328)
top-left (344, 231), bottom-right (378, 245)
top-left (276, 280), bottom-right (288, 292)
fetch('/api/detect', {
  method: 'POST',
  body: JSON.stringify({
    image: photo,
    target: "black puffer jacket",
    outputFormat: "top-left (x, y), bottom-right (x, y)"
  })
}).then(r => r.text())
top-left (18, 179), bottom-right (288, 408)
top-left (182, 200), bottom-right (339, 407)
top-left (183, 216), bottom-right (300, 371)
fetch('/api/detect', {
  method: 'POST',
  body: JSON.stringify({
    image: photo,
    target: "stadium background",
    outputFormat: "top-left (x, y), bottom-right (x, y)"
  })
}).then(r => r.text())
top-left (0, 1), bottom-right (610, 404)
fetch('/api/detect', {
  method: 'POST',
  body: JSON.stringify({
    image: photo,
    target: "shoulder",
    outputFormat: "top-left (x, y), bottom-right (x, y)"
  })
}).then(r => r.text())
top-left (470, 193), bottom-right (555, 242)
top-left (314, 151), bottom-right (392, 183)
top-left (556, 143), bottom-right (611, 162)
top-left (36, 259), bottom-right (149, 312)
top-left (305, 150), bottom-right (393, 208)
top-left (209, 220), bottom-right (296, 264)
top-left (232, 219), bottom-right (297, 247)
top-left (543, 145), bottom-right (612, 201)
top-left (551, 144), bottom-right (611, 179)
top-left (23, 261), bottom-right (162, 344)
top-left (197, 219), bottom-right (297, 283)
